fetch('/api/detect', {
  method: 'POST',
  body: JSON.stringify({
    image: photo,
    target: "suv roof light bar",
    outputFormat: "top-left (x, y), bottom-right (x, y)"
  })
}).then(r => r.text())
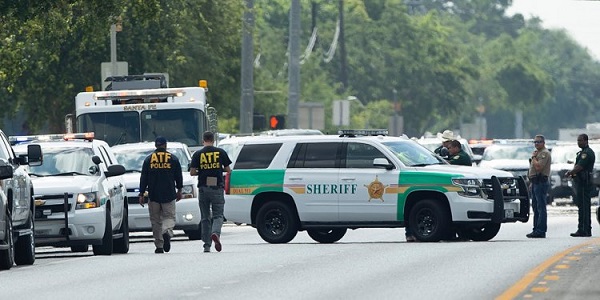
top-left (338, 129), bottom-right (388, 137)
top-left (9, 132), bottom-right (94, 145)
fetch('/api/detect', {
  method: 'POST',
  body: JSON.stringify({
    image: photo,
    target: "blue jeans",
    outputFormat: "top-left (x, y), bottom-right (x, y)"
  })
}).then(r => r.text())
top-left (198, 186), bottom-right (225, 248)
top-left (531, 181), bottom-right (550, 234)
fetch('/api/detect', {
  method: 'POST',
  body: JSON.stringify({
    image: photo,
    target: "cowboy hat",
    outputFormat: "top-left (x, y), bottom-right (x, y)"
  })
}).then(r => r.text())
top-left (441, 130), bottom-right (456, 142)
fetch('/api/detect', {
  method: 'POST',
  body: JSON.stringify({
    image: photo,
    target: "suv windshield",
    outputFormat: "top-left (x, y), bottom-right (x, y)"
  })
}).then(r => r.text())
top-left (382, 141), bottom-right (445, 166)
top-left (482, 145), bottom-right (533, 161)
top-left (113, 147), bottom-right (191, 172)
top-left (30, 147), bottom-right (96, 176)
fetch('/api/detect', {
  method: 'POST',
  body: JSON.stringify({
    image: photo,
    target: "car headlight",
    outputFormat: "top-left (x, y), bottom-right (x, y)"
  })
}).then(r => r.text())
top-left (451, 178), bottom-right (483, 197)
top-left (76, 192), bottom-right (99, 209)
top-left (181, 185), bottom-right (195, 199)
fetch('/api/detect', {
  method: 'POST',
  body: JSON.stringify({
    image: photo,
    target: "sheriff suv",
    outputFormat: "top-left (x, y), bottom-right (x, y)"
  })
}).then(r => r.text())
top-left (0, 129), bottom-right (42, 270)
top-left (11, 133), bottom-right (128, 255)
top-left (223, 130), bottom-right (529, 243)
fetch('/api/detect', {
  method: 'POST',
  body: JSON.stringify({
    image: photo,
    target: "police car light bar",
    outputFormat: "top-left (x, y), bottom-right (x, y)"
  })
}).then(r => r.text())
top-left (9, 132), bottom-right (94, 144)
top-left (338, 129), bottom-right (389, 137)
top-left (92, 88), bottom-right (186, 100)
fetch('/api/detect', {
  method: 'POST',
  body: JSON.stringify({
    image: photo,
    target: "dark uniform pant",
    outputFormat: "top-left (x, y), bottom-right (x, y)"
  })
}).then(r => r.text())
top-left (574, 181), bottom-right (592, 235)
top-left (199, 186), bottom-right (225, 248)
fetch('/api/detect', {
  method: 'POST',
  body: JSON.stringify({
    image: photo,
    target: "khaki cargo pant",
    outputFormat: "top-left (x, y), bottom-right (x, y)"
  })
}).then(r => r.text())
top-left (148, 200), bottom-right (176, 249)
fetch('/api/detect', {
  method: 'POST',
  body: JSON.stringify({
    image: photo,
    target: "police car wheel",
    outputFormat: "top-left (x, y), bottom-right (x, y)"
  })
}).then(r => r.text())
top-left (307, 228), bottom-right (347, 243)
top-left (409, 199), bottom-right (451, 242)
top-left (256, 201), bottom-right (299, 244)
top-left (14, 214), bottom-right (35, 265)
top-left (93, 209), bottom-right (113, 256)
top-left (597, 207), bottom-right (600, 225)
top-left (458, 223), bottom-right (501, 242)
top-left (0, 213), bottom-right (14, 270)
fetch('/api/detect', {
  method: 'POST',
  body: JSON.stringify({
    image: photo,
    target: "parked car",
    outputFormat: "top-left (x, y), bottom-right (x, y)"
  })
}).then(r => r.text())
top-left (111, 142), bottom-right (202, 239)
top-left (478, 142), bottom-right (533, 180)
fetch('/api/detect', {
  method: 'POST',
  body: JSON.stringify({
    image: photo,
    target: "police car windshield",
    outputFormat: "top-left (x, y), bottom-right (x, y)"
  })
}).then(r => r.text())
top-left (382, 141), bottom-right (444, 166)
top-left (30, 147), bottom-right (96, 176)
top-left (113, 147), bottom-right (190, 172)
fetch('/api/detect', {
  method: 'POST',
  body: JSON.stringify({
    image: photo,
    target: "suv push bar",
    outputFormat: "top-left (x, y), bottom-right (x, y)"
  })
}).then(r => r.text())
top-left (491, 176), bottom-right (529, 223)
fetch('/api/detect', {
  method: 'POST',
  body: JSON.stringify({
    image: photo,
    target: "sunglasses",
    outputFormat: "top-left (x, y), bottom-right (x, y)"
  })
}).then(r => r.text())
top-left (533, 141), bottom-right (544, 144)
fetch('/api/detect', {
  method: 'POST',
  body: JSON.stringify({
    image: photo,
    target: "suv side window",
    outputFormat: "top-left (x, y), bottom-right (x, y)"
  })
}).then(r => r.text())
top-left (288, 142), bottom-right (340, 168)
top-left (344, 142), bottom-right (387, 168)
top-left (235, 143), bottom-right (282, 169)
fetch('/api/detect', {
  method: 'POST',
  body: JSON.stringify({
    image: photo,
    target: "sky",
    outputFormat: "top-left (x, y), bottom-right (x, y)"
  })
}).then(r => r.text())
top-left (506, 0), bottom-right (600, 60)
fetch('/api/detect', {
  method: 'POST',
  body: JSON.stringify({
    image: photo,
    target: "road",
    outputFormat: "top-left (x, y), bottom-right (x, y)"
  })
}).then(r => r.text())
top-left (1, 206), bottom-right (598, 300)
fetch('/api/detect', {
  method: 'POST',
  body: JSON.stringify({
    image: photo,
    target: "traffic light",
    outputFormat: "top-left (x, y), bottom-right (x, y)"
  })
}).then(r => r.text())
top-left (253, 114), bottom-right (266, 130)
top-left (269, 115), bottom-right (285, 130)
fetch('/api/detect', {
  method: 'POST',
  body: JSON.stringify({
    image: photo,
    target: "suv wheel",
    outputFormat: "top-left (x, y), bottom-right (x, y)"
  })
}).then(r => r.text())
top-left (0, 213), bottom-right (14, 270)
top-left (307, 228), bottom-right (347, 243)
top-left (409, 199), bottom-right (450, 242)
top-left (457, 223), bottom-right (501, 241)
top-left (113, 205), bottom-right (129, 254)
top-left (14, 214), bottom-right (35, 265)
top-left (93, 208), bottom-right (113, 256)
top-left (256, 202), bottom-right (299, 244)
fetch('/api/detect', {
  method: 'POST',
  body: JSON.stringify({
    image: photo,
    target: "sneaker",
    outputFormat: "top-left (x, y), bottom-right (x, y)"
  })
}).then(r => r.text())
top-left (155, 248), bottom-right (164, 254)
top-left (570, 231), bottom-right (592, 237)
top-left (163, 232), bottom-right (171, 253)
top-left (211, 233), bottom-right (222, 252)
top-left (526, 232), bottom-right (545, 238)
top-left (406, 235), bottom-right (417, 242)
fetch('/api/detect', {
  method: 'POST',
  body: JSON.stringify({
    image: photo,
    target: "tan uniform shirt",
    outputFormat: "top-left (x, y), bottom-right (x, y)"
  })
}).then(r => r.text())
top-left (528, 147), bottom-right (551, 178)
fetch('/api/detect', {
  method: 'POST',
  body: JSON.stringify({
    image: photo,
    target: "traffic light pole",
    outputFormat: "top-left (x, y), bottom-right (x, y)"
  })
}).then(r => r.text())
top-left (240, 0), bottom-right (255, 133)
top-left (287, 0), bottom-right (301, 129)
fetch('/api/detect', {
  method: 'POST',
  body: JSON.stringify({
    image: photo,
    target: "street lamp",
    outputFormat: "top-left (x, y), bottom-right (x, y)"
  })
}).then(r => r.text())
top-left (347, 96), bottom-right (368, 128)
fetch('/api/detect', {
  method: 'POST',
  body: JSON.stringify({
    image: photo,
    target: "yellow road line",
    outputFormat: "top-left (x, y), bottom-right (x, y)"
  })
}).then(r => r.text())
top-left (496, 238), bottom-right (600, 300)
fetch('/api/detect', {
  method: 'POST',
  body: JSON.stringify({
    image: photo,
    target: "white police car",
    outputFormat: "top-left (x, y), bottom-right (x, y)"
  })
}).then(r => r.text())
top-left (111, 142), bottom-right (202, 239)
top-left (222, 130), bottom-right (529, 243)
top-left (11, 133), bottom-right (128, 255)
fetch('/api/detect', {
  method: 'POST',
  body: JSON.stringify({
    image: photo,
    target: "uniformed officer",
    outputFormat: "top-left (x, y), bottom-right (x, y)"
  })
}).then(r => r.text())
top-left (190, 131), bottom-right (232, 253)
top-left (566, 134), bottom-right (595, 237)
top-left (139, 137), bottom-right (183, 253)
top-left (526, 135), bottom-right (551, 239)
top-left (446, 140), bottom-right (472, 166)
top-left (434, 130), bottom-right (454, 158)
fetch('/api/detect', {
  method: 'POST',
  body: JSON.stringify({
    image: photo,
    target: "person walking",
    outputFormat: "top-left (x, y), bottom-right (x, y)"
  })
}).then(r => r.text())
top-left (190, 131), bottom-right (232, 252)
top-left (446, 140), bottom-right (472, 166)
top-left (526, 135), bottom-right (551, 238)
top-left (139, 137), bottom-right (183, 253)
top-left (566, 134), bottom-right (595, 237)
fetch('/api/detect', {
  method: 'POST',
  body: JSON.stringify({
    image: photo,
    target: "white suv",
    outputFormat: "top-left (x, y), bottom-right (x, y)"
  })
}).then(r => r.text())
top-left (111, 142), bottom-right (201, 239)
top-left (12, 133), bottom-right (128, 255)
top-left (0, 129), bottom-right (42, 270)
top-left (222, 130), bottom-right (530, 243)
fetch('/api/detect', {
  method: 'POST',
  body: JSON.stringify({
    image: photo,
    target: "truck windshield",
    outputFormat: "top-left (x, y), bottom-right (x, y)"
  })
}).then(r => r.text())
top-left (78, 109), bottom-right (205, 148)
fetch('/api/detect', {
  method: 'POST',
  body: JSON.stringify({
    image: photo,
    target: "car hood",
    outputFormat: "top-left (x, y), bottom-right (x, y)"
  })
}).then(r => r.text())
top-left (416, 164), bottom-right (514, 178)
top-left (478, 159), bottom-right (530, 170)
top-left (31, 175), bottom-right (99, 194)
top-left (121, 172), bottom-right (196, 189)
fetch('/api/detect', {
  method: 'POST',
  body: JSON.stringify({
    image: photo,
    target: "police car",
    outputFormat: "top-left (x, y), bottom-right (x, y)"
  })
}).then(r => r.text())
top-left (11, 133), bottom-right (128, 255)
top-left (111, 142), bottom-right (202, 239)
top-left (0, 129), bottom-right (42, 270)
top-left (222, 130), bottom-right (529, 243)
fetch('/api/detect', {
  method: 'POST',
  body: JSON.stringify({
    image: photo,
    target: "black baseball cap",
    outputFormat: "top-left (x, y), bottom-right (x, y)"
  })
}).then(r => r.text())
top-left (155, 136), bottom-right (167, 146)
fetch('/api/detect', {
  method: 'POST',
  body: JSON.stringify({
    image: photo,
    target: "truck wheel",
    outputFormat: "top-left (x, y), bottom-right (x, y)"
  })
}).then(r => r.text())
top-left (0, 214), bottom-right (14, 270)
top-left (113, 205), bottom-right (129, 254)
top-left (14, 214), bottom-right (35, 265)
top-left (185, 228), bottom-right (202, 240)
top-left (256, 201), bottom-right (299, 244)
top-left (409, 199), bottom-right (450, 242)
top-left (597, 207), bottom-right (600, 225)
top-left (307, 228), bottom-right (347, 243)
top-left (459, 223), bottom-right (501, 241)
top-left (93, 209), bottom-right (113, 256)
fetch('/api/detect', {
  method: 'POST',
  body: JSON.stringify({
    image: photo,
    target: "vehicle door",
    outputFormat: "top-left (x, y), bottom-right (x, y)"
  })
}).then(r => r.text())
top-left (0, 132), bottom-right (29, 224)
top-left (96, 145), bottom-right (124, 229)
top-left (285, 142), bottom-right (341, 222)
top-left (338, 141), bottom-right (399, 222)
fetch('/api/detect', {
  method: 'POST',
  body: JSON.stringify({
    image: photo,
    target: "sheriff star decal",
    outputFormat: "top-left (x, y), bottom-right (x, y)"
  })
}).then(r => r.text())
top-left (364, 176), bottom-right (388, 202)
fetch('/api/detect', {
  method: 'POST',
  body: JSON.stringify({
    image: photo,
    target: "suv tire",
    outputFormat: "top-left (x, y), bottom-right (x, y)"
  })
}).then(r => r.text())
top-left (113, 205), bottom-right (129, 254)
top-left (14, 214), bottom-right (35, 265)
top-left (256, 201), bottom-right (299, 244)
top-left (307, 228), bottom-right (347, 243)
top-left (457, 222), bottom-right (501, 241)
top-left (93, 208), bottom-right (113, 256)
top-left (0, 214), bottom-right (14, 270)
top-left (409, 199), bottom-right (451, 242)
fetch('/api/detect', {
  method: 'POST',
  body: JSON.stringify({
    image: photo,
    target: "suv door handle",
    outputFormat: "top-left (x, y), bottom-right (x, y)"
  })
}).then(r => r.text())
top-left (341, 177), bottom-right (356, 181)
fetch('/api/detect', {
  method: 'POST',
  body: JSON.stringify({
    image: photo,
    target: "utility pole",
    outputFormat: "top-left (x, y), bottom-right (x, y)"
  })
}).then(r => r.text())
top-left (338, 0), bottom-right (348, 90)
top-left (288, 0), bottom-right (301, 129)
top-left (240, 0), bottom-right (255, 133)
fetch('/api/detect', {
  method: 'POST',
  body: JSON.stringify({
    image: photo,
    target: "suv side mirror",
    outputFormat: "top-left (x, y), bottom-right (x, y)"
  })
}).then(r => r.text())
top-left (27, 144), bottom-right (43, 166)
top-left (373, 158), bottom-right (394, 170)
top-left (0, 165), bottom-right (13, 180)
top-left (92, 155), bottom-right (103, 165)
top-left (105, 164), bottom-right (126, 177)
